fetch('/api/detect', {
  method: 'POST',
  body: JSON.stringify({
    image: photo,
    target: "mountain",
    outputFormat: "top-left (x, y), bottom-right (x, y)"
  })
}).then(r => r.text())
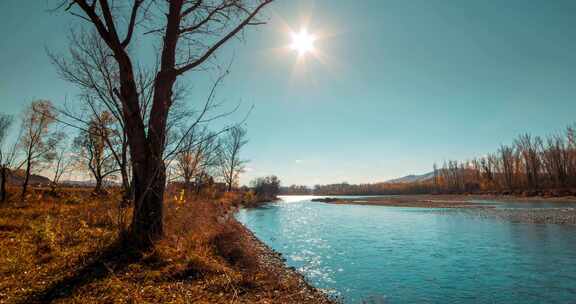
top-left (385, 171), bottom-right (434, 184)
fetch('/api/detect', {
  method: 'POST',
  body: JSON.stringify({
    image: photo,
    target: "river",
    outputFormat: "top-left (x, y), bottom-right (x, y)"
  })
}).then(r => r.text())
top-left (236, 195), bottom-right (576, 303)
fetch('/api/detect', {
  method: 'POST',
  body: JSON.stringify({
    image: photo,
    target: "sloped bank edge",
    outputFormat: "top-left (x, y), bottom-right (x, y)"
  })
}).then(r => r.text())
top-left (233, 203), bottom-right (338, 304)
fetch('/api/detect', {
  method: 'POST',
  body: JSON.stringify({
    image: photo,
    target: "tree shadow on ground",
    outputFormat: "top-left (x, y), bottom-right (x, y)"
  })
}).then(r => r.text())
top-left (19, 239), bottom-right (143, 304)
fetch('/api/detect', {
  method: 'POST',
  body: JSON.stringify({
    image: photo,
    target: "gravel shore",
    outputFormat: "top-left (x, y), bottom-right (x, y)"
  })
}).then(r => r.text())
top-left (235, 218), bottom-right (337, 303)
top-left (457, 208), bottom-right (576, 225)
top-left (313, 195), bottom-right (576, 225)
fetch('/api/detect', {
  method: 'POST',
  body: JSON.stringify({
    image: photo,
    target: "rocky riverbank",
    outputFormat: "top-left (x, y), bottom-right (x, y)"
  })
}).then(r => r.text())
top-left (457, 208), bottom-right (576, 225)
top-left (312, 194), bottom-right (576, 225)
top-left (234, 220), bottom-right (336, 303)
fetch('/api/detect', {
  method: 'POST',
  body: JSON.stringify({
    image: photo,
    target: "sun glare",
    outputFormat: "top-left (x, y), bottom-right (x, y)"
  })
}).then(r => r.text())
top-left (290, 29), bottom-right (316, 56)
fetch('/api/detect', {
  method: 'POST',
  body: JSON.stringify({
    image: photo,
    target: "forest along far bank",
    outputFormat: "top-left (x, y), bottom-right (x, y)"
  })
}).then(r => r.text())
top-left (281, 123), bottom-right (576, 200)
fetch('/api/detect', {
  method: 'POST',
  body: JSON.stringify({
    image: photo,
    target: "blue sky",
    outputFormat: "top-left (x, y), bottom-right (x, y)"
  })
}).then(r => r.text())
top-left (1, 0), bottom-right (576, 186)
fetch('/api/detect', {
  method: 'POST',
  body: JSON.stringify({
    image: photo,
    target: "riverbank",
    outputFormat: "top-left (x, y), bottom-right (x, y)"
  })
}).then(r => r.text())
top-left (0, 188), bottom-right (334, 303)
top-left (312, 194), bottom-right (576, 225)
top-left (313, 196), bottom-right (487, 208)
top-left (313, 193), bottom-right (576, 207)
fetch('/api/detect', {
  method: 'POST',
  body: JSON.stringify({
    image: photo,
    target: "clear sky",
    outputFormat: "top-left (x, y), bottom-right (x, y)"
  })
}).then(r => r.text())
top-left (1, 0), bottom-right (576, 186)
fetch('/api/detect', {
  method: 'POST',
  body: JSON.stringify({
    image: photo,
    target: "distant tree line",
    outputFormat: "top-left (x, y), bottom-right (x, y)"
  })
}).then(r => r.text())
top-left (312, 182), bottom-right (433, 196)
top-left (279, 184), bottom-right (312, 195)
top-left (433, 124), bottom-right (576, 195)
top-left (286, 123), bottom-right (576, 197)
top-left (278, 182), bottom-right (433, 196)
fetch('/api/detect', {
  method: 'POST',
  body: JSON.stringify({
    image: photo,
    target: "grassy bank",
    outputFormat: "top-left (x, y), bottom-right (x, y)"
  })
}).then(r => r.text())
top-left (0, 188), bottom-right (334, 303)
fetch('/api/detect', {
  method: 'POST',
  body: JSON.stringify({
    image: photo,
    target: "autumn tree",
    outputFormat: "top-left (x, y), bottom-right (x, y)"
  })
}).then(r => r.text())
top-left (499, 145), bottom-right (516, 190)
top-left (174, 127), bottom-right (220, 191)
top-left (541, 134), bottom-right (569, 188)
top-left (219, 126), bottom-right (248, 192)
top-left (73, 112), bottom-right (118, 194)
top-left (515, 134), bottom-right (543, 189)
top-left (58, 0), bottom-right (273, 247)
top-left (50, 31), bottom-right (149, 200)
top-left (18, 101), bottom-right (60, 202)
top-left (48, 134), bottom-right (74, 192)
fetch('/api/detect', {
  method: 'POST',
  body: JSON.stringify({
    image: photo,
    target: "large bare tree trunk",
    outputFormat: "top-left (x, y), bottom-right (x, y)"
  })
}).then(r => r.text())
top-left (130, 158), bottom-right (165, 247)
top-left (127, 71), bottom-right (174, 248)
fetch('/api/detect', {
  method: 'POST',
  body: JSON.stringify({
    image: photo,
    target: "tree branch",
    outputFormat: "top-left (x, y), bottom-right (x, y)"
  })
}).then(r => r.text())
top-left (175, 0), bottom-right (272, 75)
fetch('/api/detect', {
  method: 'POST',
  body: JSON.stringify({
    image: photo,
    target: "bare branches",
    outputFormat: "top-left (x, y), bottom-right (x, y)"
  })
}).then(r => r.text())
top-left (18, 101), bottom-right (60, 201)
top-left (218, 125), bottom-right (248, 191)
top-left (176, 0), bottom-right (273, 75)
top-left (73, 111), bottom-right (120, 193)
top-left (121, 0), bottom-right (145, 47)
top-left (57, 0), bottom-right (273, 247)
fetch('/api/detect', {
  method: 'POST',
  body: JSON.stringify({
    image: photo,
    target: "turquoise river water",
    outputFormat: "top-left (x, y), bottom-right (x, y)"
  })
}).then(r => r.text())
top-left (236, 195), bottom-right (576, 303)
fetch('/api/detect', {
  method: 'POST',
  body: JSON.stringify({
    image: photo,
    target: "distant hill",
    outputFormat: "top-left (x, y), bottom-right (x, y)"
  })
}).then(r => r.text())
top-left (3, 169), bottom-right (52, 186)
top-left (385, 171), bottom-right (434, 184)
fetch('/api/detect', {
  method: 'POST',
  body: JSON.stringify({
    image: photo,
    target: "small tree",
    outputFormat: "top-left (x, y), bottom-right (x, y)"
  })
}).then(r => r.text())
top-left (48, 134), bottom-right (73, 193)
top-left (18, 101), bottom-right (59, 202)
top-left (73, 112), bottom-right (118, 194)
top-left (174, 127), bottom-right (221, 192)
top-left (219, 126), bottom-right (248, 192)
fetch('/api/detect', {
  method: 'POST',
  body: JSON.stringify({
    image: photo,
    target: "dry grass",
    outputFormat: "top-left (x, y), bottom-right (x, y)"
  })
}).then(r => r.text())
top-left (0, 187), bottom-right (334, 304)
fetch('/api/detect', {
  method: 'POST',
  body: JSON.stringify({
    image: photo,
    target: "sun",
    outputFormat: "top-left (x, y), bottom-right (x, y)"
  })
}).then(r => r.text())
top-left (290, 28), bottom-right (316, 56)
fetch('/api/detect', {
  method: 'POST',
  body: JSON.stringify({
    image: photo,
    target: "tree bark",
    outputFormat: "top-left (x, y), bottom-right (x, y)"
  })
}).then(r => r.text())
top-left (127, 73), bottom-right (174, 249)
top-left (129, 153), bottom-right (166, 248)
top-left (1, 166), bottom-right (7, 202)
top-left (20, 158), bottom-right (32, 202)
top-left (94, 178), bottom-right (103, 194)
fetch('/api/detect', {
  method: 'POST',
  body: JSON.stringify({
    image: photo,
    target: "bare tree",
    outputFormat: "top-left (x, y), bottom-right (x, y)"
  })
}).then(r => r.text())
top-left (515, 134), bottom-right (543, 189)
top-left (174, 127), bottom-right (203, 188)
top-left (58, 0), bottom-right (273, 247)
top-left (0, 114), bottom-right (17, 202)
top-left (219, 125), bottom-right (248, 192)
top-left (541, 134), bottom-right (569, 188)
top-left (50, 31), bottom-right (156, 200)
top-left (499, 145), bottom-right (516, 190)
top-left (565, 125), bottom-right (576, 186)
top-left (73, 112), bottom-right (119, 194)
top-left (49, 134), bottom-right (74, 193)
top-left (18, 101), bottom-right (60, 202)
top-left (251, 175), bottom-right (280, 200)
